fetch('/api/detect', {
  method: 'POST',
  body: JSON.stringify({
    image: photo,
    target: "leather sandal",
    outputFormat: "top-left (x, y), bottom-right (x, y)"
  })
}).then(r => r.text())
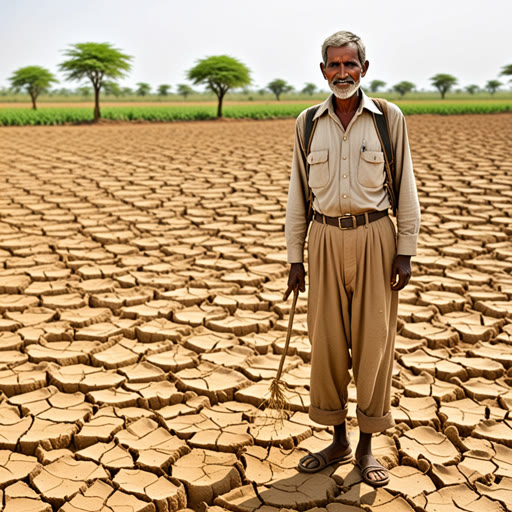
top-left (298, 448), bottom-right (353, 473)
top-left (356, 454), bottom-right (390, 487)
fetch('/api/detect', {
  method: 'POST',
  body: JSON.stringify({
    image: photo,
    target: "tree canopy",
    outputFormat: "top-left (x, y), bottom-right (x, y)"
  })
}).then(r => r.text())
top-left (157, 84), bottom-right (171, 96)
top-left (188, 55), bottom-right (251, 117)
top-left (267, 79), bottom-right (293, 100)
top-left (369, 80), bottom-right (386, 93)
top-left (176, 84), bottom-right (194, 99)
top-left (136, 82), bottom-right (151, 96)
top-left (465, 84), bottom-right (479, 95)
top-left (77, 85), bottom-right (92, 97)
top-left (302, 82), bottom-right (317, 95)
top-left (500, 64), bottom-right (512, 78)
top-left (103, 81), bottom-right (122, 97)
top-left (59, 42), bottom-right (132, 120)
top-left (430, 73), bottom-right (457, 99)
top-left (486, 80), bottom-right (502, 95)
top-left (393, 81), bottom-right (415, 97)
top-left (9, 65), bottom-right (58, 110)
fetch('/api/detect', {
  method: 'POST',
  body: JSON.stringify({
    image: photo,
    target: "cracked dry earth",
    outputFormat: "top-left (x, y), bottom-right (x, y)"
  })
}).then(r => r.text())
top-left (0, 113), bottom-right (511, 512)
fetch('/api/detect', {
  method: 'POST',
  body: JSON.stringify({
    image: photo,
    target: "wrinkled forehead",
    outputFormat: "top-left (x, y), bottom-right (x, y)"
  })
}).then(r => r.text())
top-left (325, 43), bottom-right (360, 63)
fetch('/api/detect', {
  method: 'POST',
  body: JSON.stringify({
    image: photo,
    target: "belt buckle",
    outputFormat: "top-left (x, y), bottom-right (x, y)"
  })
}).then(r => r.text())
top-left (338, 213), bottom-right (357, 230)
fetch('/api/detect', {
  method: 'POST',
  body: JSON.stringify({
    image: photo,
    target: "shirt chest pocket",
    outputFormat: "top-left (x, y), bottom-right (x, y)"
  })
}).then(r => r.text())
top-left (358, 150), bottom-right (385, 188)
top-left (307, 149), bottom-right (329, 188)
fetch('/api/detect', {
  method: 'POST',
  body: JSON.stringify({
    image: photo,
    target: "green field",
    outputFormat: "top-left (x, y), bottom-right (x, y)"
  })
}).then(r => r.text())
top-left (0, 100), bottom-right (511, 126)
top-left (2, 89), bottom-right (512, 103)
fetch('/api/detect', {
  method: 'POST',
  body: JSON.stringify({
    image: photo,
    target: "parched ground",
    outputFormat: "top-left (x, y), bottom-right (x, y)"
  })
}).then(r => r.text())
top-left (0, 114), bottom-right (511, 512)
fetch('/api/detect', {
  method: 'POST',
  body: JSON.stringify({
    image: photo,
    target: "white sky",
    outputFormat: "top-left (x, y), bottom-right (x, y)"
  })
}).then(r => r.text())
top-left (1, 0), bottom-right (511, 93)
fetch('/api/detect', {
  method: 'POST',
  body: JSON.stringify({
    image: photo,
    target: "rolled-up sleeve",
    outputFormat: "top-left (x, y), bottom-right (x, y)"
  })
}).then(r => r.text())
top-left (389, 106), bottom-right (421, 256)
top-left (285, 114), bottom-right (309, 263)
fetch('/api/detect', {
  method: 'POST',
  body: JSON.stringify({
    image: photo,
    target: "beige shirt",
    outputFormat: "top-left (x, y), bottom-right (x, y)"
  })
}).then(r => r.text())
top-left (285, 91), bottom-right (421, 263)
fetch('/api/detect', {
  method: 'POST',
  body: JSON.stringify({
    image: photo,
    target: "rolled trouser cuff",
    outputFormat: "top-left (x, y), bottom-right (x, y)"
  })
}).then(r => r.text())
top-left (357, 408), bottom-right (395, 433)
top-left (309, 404), bottom-right (348, 426)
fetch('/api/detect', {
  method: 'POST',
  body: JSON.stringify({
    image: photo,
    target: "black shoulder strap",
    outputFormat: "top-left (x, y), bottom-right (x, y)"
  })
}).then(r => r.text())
top-left (304, 107), bottom-right (320, 158)
top-left (371, 98), bottom-right (400, 216)
top-left (300, 105), bottom-right (321, 224)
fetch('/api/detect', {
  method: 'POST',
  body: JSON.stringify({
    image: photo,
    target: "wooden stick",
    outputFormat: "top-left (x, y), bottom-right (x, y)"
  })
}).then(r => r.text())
top-left (264, 285), bottom-right (299, 422)
top-left (276, 285), bottom-right (299, 381)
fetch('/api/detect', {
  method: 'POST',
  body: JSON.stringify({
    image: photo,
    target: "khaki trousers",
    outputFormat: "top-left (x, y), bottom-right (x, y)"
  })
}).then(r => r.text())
top-left (307, 215), bottom-right (398, 433)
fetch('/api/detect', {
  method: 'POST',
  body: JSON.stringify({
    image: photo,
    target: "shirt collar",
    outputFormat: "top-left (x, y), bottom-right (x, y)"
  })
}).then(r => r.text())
top-left (313, 89), bottom-right (382, 120)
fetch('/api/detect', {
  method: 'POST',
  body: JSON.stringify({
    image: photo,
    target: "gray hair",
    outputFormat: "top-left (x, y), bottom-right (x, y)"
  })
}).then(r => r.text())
top-left (321, 31), bottom-right (366, 66)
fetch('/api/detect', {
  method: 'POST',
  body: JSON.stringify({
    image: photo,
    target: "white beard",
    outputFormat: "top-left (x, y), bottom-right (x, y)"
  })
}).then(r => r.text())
top-left (329, 79), bottom-right (361, 99)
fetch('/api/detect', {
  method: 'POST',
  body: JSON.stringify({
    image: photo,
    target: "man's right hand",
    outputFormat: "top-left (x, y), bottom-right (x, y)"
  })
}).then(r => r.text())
top-left (283, 262), bottom-right (306, 301)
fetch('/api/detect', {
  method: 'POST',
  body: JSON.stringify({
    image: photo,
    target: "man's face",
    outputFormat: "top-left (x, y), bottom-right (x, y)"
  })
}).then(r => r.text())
top-left (320, 44), bottom-right (369, 99)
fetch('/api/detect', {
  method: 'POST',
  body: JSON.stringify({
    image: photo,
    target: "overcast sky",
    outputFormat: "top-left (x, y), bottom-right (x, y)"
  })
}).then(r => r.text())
top-left (1, 0), bottom-right (511, 93)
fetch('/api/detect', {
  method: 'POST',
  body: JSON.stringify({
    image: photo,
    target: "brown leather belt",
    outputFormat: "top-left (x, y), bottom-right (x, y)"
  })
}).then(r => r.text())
top-left (313, 210), bottom-right (388, 230)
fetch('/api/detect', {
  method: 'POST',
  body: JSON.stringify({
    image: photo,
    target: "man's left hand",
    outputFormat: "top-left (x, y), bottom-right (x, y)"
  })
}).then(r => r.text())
top-left (391, 255), bottom-right (412, 291)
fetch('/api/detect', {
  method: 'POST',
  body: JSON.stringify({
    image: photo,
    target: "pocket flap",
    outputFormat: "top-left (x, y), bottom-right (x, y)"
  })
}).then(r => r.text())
top-left (361, 151), bottom-right (384, 163)
top-left (307, 149), bottom-right (328, 165)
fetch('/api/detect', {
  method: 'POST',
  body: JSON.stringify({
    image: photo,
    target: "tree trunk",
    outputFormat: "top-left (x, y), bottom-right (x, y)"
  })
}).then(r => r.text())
top-left (276, 93), bottom-right (280, 101)
top-left (441, 89), bottom-right (446, 99)
top-left (217, 91), bottom-right (225, 118)
top-left (30, 93), bottom-right (37, 110)
top-left (94, 86), bottom-right (101, 121)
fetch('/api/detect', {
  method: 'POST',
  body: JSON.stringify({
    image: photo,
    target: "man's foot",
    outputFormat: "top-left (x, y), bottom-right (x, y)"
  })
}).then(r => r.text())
top-left (298, 442), bottom-right (352, 473)
top-left (355, 453), bottom-right (389, 487)
top-left (355, 432), bottom-right (389, 487)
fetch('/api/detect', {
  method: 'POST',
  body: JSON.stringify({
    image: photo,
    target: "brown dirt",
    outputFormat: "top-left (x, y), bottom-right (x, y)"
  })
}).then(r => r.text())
top-left (0, 114), bottom-right (511, 511)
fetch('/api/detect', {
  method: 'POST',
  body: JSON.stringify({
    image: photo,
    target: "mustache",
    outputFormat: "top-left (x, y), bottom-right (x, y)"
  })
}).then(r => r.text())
top-left (331, 77), bottom-right (356, 84)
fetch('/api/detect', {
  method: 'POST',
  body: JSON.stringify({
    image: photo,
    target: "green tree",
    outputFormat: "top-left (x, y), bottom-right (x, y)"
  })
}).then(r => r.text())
top-left (121, 86), bottom-right (133, 96)
top-left (187, 55), bottom-right (251, 118)
top-left (500, 64), bottom-right (512, 80)
top-left (59, 42), bottom-right (132, 121)
top-left (77, 85), bottom-right (92, 98)
top-left (465, 84), bottom-right (479, 95)
top-left (267, 78), bottom-right (293, 100)
top-left (8, 65), bottom-right (58, 110)
top-left (369, 79), bottom-right (386, 93)
top-left (430, 73), bottom-right (457, 99)
top-left (103, 81), bottom-right (122, 97)
top-left (176, 84), bottom-right (194, 99)
top-left (486, 79), bottom-right (502, 95)
top-left (392, 81), bottom-right (415, 97)
top-left (157, 84), bottom-right (171, 96)
top-left (136, 82), bottom-right (151, 96)
top-left (302, 82), bottom-right (317, 95)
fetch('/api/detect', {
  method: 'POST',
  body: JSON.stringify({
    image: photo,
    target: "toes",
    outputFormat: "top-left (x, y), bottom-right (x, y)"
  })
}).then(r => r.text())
top-left (367, 469), bottom-right (387, 482)
top-left (301, 455), bottom-right (319, 469)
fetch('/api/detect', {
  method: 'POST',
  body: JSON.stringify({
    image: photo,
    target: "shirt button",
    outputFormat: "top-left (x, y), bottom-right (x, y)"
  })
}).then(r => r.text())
top-left (343, 156), bottom-right (347, 160)
top-left (343, 136), bottom-right (347, 141)
top-left (343, 194), bottom-right (347, 199)
top-left (343, 174), bottom-right (347, 178)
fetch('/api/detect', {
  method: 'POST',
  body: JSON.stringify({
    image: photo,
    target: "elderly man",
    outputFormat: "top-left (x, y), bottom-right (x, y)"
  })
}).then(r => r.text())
top-left (284, 31), bottom-right (420, 486)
